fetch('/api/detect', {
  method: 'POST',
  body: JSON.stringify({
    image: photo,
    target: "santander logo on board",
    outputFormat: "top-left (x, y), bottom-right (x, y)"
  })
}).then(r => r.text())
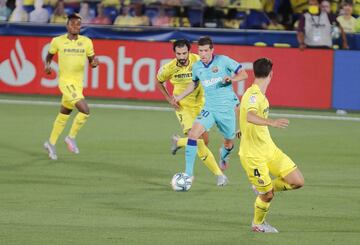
top-left (0, 39), bottom-right (36, 86)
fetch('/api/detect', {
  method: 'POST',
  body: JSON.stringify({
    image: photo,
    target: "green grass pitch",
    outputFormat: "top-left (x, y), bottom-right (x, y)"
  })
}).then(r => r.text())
top-left (0, 94), bottom-right (359, 245)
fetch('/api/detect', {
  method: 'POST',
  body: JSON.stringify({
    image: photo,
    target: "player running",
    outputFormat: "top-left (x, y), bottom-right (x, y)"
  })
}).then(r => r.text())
top-left (174, 36), bottom-right (248, 182)
top-left (157, 39), bottom-right (228, 186)
top-left (43, 13), bottom-right (99, 160)
top-left (239, 58), bottom-right (304, 232)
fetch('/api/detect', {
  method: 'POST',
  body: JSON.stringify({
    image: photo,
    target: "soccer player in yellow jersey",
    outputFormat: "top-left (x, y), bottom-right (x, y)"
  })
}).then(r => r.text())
top-left (239, 58), bottom-right (304, 232)
top-left (157, 39), bottom-right (228, 186)
top-left (43, 13), bottom-right (99, 160)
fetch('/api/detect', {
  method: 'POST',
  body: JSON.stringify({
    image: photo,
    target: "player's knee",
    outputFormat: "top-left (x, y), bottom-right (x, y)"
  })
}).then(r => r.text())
top-left (290, 171), bottom-right (305, 189)
top-left (187, 131), bottom-right (196, 139)
top-left (200, 132), bottom-right (209, 145)
top-left (79, 106), bottom-right (90, 115)
top-left (188, 130), bottom-right (201, 140)
top-left (292, 177), bottom-right (305, 189)
top-left (83, 109), bottom-right (90, 115)
top-left (223, 141), bottom-right (233, 149)
top-left (260, 191), bottom-right (274, 202)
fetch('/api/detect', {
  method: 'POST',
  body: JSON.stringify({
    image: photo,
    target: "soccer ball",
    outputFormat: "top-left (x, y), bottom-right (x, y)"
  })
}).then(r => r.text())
top-left (171, 172), bottom-right (192, 191)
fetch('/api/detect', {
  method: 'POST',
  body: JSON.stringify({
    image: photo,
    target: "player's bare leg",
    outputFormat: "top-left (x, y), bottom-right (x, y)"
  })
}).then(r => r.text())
top-left (272, 168), bottom-right (304, 192)
top-left (75, 99), bottom-right (90, 115)
top-left (283, 168), bottom-right (304, 189)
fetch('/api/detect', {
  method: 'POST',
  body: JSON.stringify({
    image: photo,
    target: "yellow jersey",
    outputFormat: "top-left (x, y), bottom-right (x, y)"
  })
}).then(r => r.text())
top-left (239, 84), bottom-right (276, 159)
top-left (157, 53), bottom-right (204, 108)
top-left (48, 34), bottom-right (95, 87)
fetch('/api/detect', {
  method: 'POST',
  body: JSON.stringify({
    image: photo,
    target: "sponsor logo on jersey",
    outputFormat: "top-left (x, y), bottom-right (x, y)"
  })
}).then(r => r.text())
top-left (212, 66), bottom-right (218, 73)
top-left (202, 77), bottom-right (222, 87)
top-left (174, 73), bottom-right (192, 79)
top-left (249, 95), bottom-right (257, 104)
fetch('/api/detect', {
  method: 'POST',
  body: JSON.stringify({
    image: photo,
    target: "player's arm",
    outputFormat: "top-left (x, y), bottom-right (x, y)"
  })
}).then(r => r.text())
top-left (223, 57), bottom-right (248, 83)
top-left (88, 55), bottom-right (99, 68)
top-left (86, 39), bottom-right (98, 68)
top-left (45, 37), bottom-right (58, 74)
top-left (174, 80), bottom-right (198, 102)
top-left (156, 80), bottom-right (180, 110)
top-left (224, 69), bottom-right (248, 83)
top-left (175, 66), bottom-right (199, 102)
top-left (44, 53), bottom-right (54, 75)
top-left (247, 111), bottom-right (289, 129)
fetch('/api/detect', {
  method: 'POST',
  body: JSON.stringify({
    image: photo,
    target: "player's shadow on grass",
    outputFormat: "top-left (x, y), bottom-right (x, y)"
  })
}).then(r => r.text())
top-left (0, 142), bottom-right (49, 168)
top-left (0, 142), bottom-right (41, 158)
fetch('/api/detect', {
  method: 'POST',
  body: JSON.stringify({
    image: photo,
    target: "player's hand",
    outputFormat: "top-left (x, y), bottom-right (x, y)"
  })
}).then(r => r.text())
top-left (299, 44), bottom-right (306, 51)
top-left (173, 95), bottom-right (181, 104)
top-left (170, 96), bottom-right (180, 110)
top-left (91, 57), bottom-right (99, 68)
top-left (223, 76), bottom-right (232, 84)
top-left (270, 118), bottom-right (289, 128)
top-left (45, 66), bottom-right (52, 75)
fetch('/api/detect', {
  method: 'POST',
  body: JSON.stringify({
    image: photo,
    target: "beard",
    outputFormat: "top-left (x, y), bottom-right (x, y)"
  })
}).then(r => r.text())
top-left (178, 59), bottom-right (187, 65)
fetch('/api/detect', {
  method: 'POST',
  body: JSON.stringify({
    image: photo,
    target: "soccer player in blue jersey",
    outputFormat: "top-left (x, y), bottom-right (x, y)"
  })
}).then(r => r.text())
top-left (175, 36), bottom-right (248, 182)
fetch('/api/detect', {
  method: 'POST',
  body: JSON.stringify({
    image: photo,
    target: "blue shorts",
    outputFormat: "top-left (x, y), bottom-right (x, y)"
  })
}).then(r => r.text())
top-left (195, 106), bottom-right (236, 140)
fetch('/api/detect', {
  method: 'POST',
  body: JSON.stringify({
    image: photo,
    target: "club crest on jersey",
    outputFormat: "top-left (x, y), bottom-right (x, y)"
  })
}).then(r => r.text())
top-left (77, 42), bottom-right (83, 46)
top-left (212, 66), bottom-right (219, 73)
top-left (258, 179), bottom-right (264, 185)
top-left (249, 95), bottom-right (257, 104)
top-left (72, 92), bottom-right (77, 98)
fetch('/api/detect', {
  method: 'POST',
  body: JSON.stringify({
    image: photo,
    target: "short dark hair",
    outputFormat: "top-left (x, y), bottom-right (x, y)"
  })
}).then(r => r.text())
top-left (198, 36), bottom-right (213, 49)
top-left (342, 1), bottom-right (353, 7)
top-left (173, 39), bottom-right (191, 52)
top-left (67, 13), bottom-right (82, 24)
top-left (253, 58), bottom-right (273, 78)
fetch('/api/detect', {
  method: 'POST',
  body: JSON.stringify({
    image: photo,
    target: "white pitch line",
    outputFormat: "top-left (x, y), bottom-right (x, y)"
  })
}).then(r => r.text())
top-left (271, 113), bottom-right (360, 122)
top-left (0, 98), bottom-right (359, 122)
top-left (0, 98), bottom-right (172, 111)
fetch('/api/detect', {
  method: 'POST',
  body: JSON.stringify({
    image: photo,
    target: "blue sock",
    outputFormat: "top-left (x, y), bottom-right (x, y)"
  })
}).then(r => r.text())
top-left (220, 144), bottom-right (234, 163)
top-left (185, 139), bottom-right (197, 177)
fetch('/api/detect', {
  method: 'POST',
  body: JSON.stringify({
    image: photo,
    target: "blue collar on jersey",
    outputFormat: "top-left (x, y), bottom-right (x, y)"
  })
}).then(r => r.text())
top-left (201, 55), bottom-right (215, 68)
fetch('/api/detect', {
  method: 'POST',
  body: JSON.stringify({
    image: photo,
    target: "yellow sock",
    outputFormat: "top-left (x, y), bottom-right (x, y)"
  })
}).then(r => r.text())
top-left (49, 113), bottom-right (70, 145)
top-left (272, 178), bottom-right (293, 192)
top-left (177, 137), bottom-right (188, 147)
top-left (197, 139), bottom-right (223, 176)
top-left (68, 112), bottom-right (89, 138)
top-left (253, 196), bottom-right (271, 225)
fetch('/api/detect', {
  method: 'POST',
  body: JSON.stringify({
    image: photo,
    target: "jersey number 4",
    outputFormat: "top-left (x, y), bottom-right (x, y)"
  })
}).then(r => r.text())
top-left (254, 169), bottom-right (261, 177)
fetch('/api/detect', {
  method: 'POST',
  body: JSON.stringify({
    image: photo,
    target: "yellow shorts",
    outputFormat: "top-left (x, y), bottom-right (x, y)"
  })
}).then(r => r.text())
top-left (59, 84), bottom-right (84, 110)
top-left (240, 148), bottom-right (297, 194)
top-left (175, 105), bottom-right (202, 134)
